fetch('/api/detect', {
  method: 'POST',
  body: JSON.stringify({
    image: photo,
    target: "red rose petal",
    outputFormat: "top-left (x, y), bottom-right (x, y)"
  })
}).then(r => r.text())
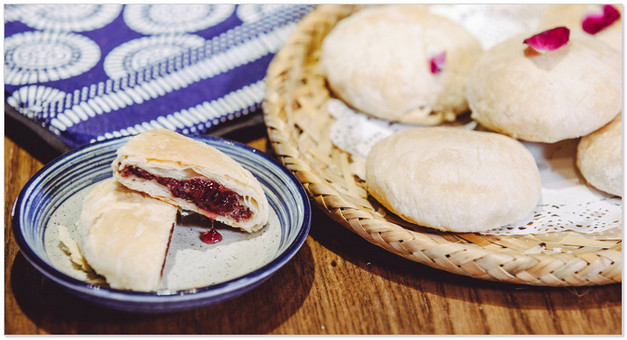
top-left (523, 27), bottom-right (570, 53)
top-left (582, 5), bottom-right (620, 35)
top-left (430, 52), bottom-right (446, 74)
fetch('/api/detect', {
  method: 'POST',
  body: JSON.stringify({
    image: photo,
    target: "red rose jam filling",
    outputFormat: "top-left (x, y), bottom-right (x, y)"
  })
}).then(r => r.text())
top-left (120, 165), bottom-right (252, 221)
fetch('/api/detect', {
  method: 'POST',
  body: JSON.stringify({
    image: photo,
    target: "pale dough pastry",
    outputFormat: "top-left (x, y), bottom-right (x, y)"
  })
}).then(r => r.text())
top-left (539, 4), bottom-right (622, 52)
top-left (76, 178), bottom-right (178, 292)
top-left (577, 114), bottom-right (623, 197)
top-left (467, 31), bottom-right (621, 143)
top-left (112, 129), bottom-right (269, 233)
top-left (366, 127), bottom-right (542, 232)
top-left (321, 5), bottom-right (483, 125)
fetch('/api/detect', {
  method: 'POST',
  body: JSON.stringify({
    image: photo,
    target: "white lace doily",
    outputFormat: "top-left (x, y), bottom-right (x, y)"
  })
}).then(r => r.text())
top-left (428, 4), bottom-right (547, 50)
top-left (328, 99), bottom-right (622, 236)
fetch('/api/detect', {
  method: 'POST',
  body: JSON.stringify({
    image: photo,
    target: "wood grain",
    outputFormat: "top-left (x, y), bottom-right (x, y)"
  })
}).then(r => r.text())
top-left (4, 135), bottom-right (621, 335)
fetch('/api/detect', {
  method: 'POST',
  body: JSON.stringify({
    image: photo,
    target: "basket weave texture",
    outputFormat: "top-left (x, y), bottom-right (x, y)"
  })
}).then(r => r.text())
top-left (262, 4), bottom-right (622, 286)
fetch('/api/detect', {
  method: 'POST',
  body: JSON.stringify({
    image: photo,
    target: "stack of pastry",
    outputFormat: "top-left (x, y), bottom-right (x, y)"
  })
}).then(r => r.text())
top-left (320, 4), bottom-right (622, 233)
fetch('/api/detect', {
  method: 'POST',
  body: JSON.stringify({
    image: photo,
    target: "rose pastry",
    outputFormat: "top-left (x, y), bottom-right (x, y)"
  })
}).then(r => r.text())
top-left (76, 178), bottom-right (178, 291)
top-left (366, 127), bottom-right (541, 233)
top-left (467, 28), bottom-right (621, 143)
top-left (577, 114), bottom-right (623, 197)
top-left (321, 5), bottom-right (483, 125)
top-left (112, 129), bottom-right (269, 233)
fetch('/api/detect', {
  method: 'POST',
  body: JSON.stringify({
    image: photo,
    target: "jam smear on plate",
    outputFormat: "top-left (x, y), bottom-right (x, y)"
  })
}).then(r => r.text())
top-left (200, 228), bottom-right (223, 244)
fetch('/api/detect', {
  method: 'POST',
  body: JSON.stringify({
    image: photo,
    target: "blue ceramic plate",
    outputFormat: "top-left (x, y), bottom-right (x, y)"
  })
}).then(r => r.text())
top-left (12, 135), bottom-right (311, 313)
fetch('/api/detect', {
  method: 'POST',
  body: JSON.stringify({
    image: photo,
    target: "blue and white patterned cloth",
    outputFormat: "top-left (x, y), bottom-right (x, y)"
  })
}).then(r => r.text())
top-left (5, 4), bottom-right (315, 148)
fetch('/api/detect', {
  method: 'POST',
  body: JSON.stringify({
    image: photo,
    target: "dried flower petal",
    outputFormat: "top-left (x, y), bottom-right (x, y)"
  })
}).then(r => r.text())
top-left (582, 5), bottom-right (620, 35)
top-left (523, 27), bottom-right (570, 53)
top-left (430, 52), bottom-right (446, 74)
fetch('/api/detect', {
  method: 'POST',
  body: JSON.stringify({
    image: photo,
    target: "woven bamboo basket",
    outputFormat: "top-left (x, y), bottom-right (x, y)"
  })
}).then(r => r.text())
top-left (262, 4), bottom-right (622, 286)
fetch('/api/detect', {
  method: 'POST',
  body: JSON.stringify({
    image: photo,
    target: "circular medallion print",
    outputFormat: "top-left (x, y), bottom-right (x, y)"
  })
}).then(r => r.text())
top-left (7, 85), bottom-right (67, 119)
top-left (4, 4), bottom-right (29, 22)
top-left (236, 4), bottom-right (290, 23)
top-left (18, 4), bottom-right (122, 32)
top-left (124, 4), bottom-right (235, 34)
top-left (104, 34), bottom-right (206, 79)
top-left (5, 31), bottom-right (101, 85)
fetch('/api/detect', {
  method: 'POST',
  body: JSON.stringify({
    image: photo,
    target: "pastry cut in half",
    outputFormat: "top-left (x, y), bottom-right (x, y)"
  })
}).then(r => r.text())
top-left (112, 129), bottom-right (269, 233)
top-left (76, 178), bottom-right (178, 292)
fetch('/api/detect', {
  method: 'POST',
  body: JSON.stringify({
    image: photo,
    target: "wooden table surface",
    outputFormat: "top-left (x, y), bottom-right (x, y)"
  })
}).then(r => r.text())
top-left (4, 124), bottom-right (622, 335)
